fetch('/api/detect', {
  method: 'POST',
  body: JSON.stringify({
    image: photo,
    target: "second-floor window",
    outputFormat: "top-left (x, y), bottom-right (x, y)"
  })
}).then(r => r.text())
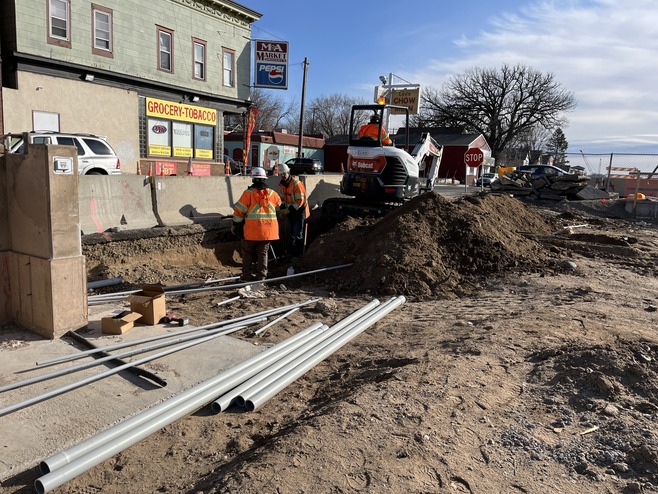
top-left (193, 39), bottom-right (206, 80)
top-left (92, 4), bottom-right (113, 57)
top-left (222, 48), bottom-right (235, 87)
top-left (158, 26), bottom-right (174, 72)
top-left (48, 0), bottom-right (71, 48)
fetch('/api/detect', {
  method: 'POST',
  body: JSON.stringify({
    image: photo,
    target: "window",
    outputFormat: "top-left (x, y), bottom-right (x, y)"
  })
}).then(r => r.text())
top-left (193, 38), bottom-right (206, 80)
top-left (48, 0), bottom-right (71, 48)
top-left (158, 26), bottom-right (174, 72)
top-left (222, 48), bottom-right (235, 87)
top-left (92, 4), bottom-right (113, 58)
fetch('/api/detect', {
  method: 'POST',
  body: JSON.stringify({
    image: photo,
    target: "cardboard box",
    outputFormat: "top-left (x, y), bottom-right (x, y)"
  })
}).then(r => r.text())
top-left (102, 311), bottom-right (142, 335)
top-left (128, 284), bottom-right (166, 325)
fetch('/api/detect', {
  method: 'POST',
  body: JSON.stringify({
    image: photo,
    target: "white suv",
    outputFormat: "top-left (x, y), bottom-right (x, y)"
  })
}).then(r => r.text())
top-left (4, 131), bottom-right (121, 175)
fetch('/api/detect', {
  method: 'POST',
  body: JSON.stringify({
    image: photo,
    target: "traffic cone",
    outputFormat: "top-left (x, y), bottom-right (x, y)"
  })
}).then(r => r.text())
top-left (187, 157), bottom-right (193, 176)
top-left (273, 161), bottom-right (279, 176)
top-left (225, 160), bottom-right (231, 175)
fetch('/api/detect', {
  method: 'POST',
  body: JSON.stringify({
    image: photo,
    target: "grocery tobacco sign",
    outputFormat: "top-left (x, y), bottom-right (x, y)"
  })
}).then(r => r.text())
top-left (146, 98), bottom-right (217, 125)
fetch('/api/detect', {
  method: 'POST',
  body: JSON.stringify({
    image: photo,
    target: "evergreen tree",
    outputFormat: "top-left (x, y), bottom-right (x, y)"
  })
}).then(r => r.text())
top-left (546, 128), bottom-right (569, 167)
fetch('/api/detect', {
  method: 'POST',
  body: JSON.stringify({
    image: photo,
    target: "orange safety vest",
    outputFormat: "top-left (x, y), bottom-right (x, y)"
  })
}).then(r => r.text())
top-left (279, 177), bottom-right (310, 218)
top-left (232, 186), bottom-right (281, 241)
top-left (358, 123), bottom-right (392, 145)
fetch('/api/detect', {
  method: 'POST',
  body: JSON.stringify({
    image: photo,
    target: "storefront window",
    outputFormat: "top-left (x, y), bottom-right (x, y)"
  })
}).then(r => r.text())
top-left (195, 125), bottom-right (213, 159)
top-left (145, 97), bottom-right (217, 160)
top-left (147, 118), bottom-right (171, 157)
top-left (172, 121), bottom-right (193, 157)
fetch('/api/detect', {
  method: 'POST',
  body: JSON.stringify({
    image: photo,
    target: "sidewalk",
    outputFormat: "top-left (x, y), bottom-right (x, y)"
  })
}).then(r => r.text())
top-left (0, 302), bottom-right (264, 484)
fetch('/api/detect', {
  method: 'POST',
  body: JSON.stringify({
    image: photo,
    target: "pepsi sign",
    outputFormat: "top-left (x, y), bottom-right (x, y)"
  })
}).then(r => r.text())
top-left (254, 40), bottom-right (288, 89)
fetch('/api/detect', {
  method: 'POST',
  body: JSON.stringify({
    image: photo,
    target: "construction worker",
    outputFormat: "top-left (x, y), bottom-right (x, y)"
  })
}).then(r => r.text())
top-left (278, 163), bottom-right (310, 257)
top-left (358, 113), bottom-right (393, 146)
top-left (231, 167), bottom-right (281, 281)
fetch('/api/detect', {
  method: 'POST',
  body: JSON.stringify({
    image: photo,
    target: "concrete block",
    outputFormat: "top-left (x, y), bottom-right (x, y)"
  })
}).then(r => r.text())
top-left (0, 155), bottom-right (9, 251)
top-left (7, 145), bottom-right (81, 258)
top-left (0, 251), bottom-right (11, 325)
top-left (12, 254), bottom-right (87, 339)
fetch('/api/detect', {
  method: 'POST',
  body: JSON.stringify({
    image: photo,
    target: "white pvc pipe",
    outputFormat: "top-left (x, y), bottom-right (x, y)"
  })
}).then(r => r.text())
top-left (39, 322), bottom-right (327, 476)
top-left (211, 300), bottom-right (384, 413)
top-left (35, 300), bottom-right (387, 493)
top-left (244, 296), bottom-right (406, 412)
top-left (253, 307), bottom-right (299, 336)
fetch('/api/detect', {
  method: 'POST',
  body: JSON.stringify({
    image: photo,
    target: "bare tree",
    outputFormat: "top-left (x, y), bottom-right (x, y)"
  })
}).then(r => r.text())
top-left (224, 88), bottom-right (296, 132)
top-left (419, 64), bottom-right (576, 160)
top-left (287, 93), bottom-right (368, 138)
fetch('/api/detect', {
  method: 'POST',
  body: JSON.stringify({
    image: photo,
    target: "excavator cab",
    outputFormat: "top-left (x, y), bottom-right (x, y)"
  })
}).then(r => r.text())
top-left (322, 103), bottom-right (441, 219)
top-left (349, 104), bottom-right (410, 149)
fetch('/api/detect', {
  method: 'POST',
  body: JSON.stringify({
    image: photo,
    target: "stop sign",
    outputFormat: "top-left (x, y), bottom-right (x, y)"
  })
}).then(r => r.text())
top-left (464, 148), bottom-right (484, 167)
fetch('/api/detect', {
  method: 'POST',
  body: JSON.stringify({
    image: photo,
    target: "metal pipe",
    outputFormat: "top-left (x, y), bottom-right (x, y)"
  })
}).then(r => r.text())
top-left (86, 277), bottom-right (123, 290)
top-left (253, 307), bottom-right (299, 336)
top-left (87, 276), bottom-right (240, 301)
top-left (164, 263), bottom-right (353, 296)
top-left (211, 300), bottom-right (384, 413)
top-left (0, 322), bottom-right (251, 393)
top-left (37, 321), bottom-right (329, 485)
top-left (0, 328), bottom-right (242, 417)
top-left (243, 296), bottom-right (405, 412)
top-left (37, 299), bottom-right (318, 367)
top-left (35, 317), bottom-right (265, 368)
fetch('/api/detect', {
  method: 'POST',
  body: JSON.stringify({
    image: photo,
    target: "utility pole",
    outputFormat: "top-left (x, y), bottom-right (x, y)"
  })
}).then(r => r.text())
top-left (297, 57), bottom-right (309, 158)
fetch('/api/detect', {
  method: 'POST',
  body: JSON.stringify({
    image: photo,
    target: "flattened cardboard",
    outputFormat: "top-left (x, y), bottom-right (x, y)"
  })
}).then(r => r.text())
top-left (102, 311), bottom-right (142, 335)
top-left (128, 284), bottom-right (166, 325)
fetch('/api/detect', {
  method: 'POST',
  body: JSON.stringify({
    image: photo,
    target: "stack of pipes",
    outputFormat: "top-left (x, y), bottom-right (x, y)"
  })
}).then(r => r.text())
top-left (33, 296), bottom-right (405, 494)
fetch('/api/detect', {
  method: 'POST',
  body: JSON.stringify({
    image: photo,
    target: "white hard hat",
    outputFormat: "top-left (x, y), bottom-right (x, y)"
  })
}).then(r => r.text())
top-left (279, 163), bottom-right (291, 174)
top-left (251, 167), bottom-right (267, 179)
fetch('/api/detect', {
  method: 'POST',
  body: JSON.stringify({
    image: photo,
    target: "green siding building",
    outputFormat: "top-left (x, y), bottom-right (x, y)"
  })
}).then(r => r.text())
top-left (0, 0), bottom-right (261, 174)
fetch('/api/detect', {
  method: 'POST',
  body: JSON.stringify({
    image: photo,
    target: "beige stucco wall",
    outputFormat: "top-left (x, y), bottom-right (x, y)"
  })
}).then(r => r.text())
top-left (3, 72), bottom-right (140, 174)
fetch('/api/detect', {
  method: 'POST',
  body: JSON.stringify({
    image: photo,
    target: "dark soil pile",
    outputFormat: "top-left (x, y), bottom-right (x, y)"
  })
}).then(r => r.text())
top-left (301, 192), bottom-right (559, 299)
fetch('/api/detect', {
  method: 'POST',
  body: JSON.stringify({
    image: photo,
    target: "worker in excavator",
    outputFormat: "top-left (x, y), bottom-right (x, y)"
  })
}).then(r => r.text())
top-left (357, 113), bottom-right (393, 146)
top-left (278, 163), bottom-right (310, 257)
top-left (231, 167), bottom-right (281, 281)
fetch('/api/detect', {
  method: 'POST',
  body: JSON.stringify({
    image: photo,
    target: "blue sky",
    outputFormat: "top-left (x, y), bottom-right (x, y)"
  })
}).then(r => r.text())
top-left (243, 0), bottom-right (658, 155)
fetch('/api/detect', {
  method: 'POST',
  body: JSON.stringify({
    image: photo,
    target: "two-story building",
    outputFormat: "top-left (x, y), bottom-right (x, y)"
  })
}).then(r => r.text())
top-left (0, 0), bottom-right (260, 174)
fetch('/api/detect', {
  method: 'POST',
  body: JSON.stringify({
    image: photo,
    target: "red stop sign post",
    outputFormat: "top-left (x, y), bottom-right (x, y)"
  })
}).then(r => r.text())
top-left (464, 148), bottom-right (484, 167)
top-left (464, 148), bottom-right (484, 191)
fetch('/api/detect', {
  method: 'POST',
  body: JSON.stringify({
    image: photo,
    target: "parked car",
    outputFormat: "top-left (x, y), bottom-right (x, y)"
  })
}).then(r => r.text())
top-left (476, 172), bottom-right (498, 187)
top-left (5, 131), bottom-right (121, 175)
top-left (518, 165), bottom-right (568, 177)
top-left (284, 157), bottom-right (323, 175)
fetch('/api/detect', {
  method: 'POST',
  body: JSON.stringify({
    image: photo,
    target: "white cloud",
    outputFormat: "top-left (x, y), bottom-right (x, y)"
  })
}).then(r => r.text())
top-left (408, 0), bottom-right (658, 152)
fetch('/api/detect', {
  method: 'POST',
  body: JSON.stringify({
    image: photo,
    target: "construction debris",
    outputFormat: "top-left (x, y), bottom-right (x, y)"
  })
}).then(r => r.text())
top-left (491, 170), bottom-right (614, 201)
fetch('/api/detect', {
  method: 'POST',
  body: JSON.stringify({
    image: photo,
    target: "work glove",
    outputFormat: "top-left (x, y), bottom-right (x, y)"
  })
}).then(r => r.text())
top-left (231, 222), bottom-right (244, 239)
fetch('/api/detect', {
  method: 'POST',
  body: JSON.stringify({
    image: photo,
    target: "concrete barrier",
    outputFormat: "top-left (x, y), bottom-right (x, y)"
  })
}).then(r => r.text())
top-left (78, 173), bottom-right (348, 232)
top-left (300, 174), bottom-right (346, 210)
top-left (151, 176), bottom-right (252, 227)
top-left (79, 175), bottom-right (158, 234)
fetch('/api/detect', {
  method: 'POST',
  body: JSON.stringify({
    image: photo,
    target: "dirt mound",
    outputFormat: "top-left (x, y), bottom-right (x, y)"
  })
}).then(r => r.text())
top-left (302, 192), bottom-right (558, 299)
